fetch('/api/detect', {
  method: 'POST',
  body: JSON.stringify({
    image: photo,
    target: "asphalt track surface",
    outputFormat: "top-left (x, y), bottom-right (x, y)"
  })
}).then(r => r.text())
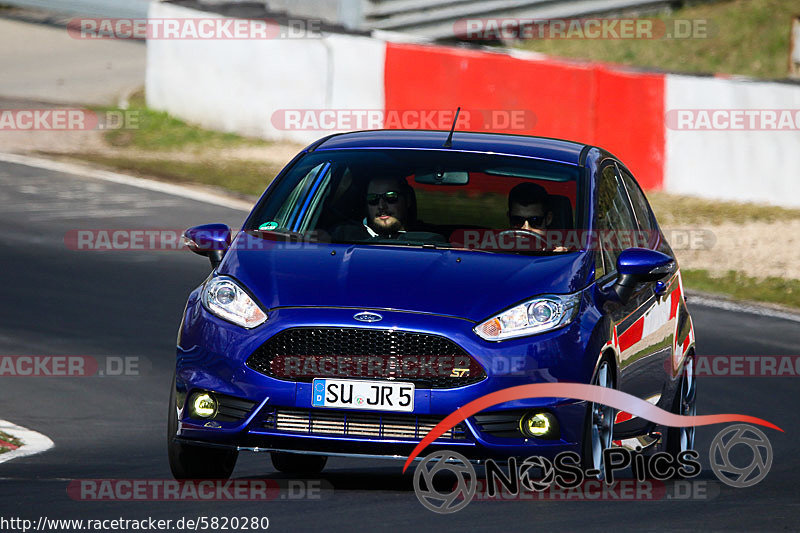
top-left (0, 159), bottom-right (798, 531)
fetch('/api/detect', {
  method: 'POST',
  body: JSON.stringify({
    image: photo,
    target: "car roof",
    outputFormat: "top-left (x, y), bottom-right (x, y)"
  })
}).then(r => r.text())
top-left (312, 130), bottom-right (587, 166)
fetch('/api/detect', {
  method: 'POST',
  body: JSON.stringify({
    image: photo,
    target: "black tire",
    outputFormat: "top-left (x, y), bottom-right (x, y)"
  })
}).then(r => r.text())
top-left (270, 452), bottom-right (328, 475)
top-left (167, 375), bottom-right (238, 480)
top-left (666, 355), bottom-right (697, 462)
top-left (581, 358), bottom-right (616, 478)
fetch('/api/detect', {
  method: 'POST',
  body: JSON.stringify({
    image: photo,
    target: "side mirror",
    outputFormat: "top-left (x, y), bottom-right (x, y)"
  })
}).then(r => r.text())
top-left (613, 248), bottom-right (675, 303)
top-left (183, 224), bottom-right (232, 268)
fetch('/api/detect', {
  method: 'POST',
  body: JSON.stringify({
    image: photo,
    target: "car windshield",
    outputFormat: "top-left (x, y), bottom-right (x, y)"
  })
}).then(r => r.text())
top-left (245, 149), bottom-right (582, 255)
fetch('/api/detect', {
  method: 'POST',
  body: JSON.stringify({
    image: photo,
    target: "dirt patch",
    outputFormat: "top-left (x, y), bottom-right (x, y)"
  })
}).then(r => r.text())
top-left (0, 128), bottom-right (302, 167)
top-left (665, 220), bottom-right (800, 281)
top-left (0, 128), bottom-right (107, 155)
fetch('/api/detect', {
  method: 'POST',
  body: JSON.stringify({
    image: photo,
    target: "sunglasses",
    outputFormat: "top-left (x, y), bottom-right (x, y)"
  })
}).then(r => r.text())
top-left (367, 191), bottom-right (401, 206)
top-left (510, 215), bottom-right (546, 228)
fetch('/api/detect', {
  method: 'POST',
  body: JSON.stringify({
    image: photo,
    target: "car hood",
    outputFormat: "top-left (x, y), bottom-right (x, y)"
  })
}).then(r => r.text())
top-left (219, 234), bottom-right (593, 322)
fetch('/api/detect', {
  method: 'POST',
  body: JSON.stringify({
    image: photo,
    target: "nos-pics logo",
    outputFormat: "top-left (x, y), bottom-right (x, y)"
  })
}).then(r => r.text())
top-left (413, 423), bottom-right (774, 514)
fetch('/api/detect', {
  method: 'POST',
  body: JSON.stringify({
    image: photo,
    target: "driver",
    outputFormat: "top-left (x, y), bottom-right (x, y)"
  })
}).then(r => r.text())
top-left (364, 176), bottom-right (410, 238)
top-left (507, 182), bottom-right (553, 236)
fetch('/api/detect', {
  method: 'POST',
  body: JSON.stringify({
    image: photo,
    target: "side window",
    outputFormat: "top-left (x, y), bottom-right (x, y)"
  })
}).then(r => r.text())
top-left (618, 165), bottom-right (674, 256)
top-left (297, 163), bottom-right (334, 233)
top-left (595, 163), bottom-right (637, 277)
top-left (272, 163), bottom-right (326, 229)
top-left (618, 166), bottom-right (655, 233)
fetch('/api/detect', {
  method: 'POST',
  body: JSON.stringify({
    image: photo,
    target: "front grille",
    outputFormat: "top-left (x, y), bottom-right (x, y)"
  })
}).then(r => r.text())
top-left (262, 408), bottom-right (467, 441)
top-left (246, 327), bottom-right (486, 389)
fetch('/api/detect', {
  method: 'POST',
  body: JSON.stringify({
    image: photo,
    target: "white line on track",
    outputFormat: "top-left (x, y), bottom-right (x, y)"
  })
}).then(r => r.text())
top-left (0, 419), bottom-right (54, 464)
top-left (0, 151), bottom-right (252, 212)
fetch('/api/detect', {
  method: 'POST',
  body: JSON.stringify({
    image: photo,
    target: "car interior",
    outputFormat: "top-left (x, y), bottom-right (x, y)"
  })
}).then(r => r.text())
top-left (316, 172), bottom-right (576, 245)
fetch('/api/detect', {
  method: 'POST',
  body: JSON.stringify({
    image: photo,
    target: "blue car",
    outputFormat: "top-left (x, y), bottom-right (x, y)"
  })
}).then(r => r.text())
top-left (168, 130), bottom-right (696, 479)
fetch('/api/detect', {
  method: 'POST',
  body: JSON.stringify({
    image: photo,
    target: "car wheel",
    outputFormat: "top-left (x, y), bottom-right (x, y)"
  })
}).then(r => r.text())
top-left (167, 375), bottom-right (238, 480)
top-left (270, 452), bottom-right (328, 475)
top-left (582, 358), bottom-right (615, 478)
top-left (666, 355), bottom-right (696, 459)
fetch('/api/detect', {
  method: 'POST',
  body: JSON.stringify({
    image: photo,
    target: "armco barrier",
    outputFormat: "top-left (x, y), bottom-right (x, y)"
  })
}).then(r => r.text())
top-left (2, 0), bottom-right (149, 18)
top-left (145, 1), bottom-right (800, 206)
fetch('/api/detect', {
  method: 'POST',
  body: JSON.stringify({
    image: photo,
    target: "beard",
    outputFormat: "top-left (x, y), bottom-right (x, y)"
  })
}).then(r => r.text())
top-left (370, 213), bottom-right (403, 235)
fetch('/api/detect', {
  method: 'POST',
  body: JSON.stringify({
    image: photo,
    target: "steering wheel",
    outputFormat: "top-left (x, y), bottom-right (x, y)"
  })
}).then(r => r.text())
top-left (497, 229), bottom-right (548, 251)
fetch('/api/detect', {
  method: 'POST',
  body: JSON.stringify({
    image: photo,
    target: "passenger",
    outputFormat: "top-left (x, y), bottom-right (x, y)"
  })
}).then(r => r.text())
top-left (507, 182), bottom-right (566, 251)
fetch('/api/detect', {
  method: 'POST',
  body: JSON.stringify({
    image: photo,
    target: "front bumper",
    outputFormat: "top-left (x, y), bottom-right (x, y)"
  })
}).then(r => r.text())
top-left (175, 299), bottom-right (602, 460)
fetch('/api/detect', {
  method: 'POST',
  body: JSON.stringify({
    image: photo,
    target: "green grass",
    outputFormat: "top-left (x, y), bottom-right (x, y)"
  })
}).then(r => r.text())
top-left (62, 154), bottom-right (281, 197)
top-left (0, 431), bottom-right (21, 454)
top-left (94, 91), bottom-right (269, 151)
top-left (62, 90), bottom-right (283, 196)
top-left (516, 0), bottom-right (799, 79)
top-left (647, 191), bottom-right (800, 225)
top-left (682, 269), bottom-right (800, 308)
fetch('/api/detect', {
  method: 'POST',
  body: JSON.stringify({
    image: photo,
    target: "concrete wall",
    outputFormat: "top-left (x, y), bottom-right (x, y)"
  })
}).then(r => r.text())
top-left (146, 1), bottom-right (384, 144)
top-left (665, 75), bottom-right (800, 207)
top-left (146, 1), bottom-right (800, 207)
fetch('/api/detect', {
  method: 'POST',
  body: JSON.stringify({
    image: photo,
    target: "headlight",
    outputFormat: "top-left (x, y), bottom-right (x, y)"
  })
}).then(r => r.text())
top-left (201, 276), bottom-right (267, 328)
top-left (474, 292), bottom-right (581, 341)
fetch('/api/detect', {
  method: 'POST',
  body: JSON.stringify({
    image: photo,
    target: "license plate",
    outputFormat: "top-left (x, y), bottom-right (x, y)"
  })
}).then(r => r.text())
top-left (311, 378), bottom-right (414, 412)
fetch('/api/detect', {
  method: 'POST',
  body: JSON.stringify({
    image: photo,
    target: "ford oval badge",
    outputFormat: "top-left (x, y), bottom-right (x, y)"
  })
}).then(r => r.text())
top-left (354, 312), bottom-right (382, 323)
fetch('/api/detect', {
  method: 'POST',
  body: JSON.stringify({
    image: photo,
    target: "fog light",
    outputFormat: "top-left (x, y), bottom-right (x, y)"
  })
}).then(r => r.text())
top-left (520, 412), bottom-right (558, 439)
top-left (190, 392), bottom-right (217, 419)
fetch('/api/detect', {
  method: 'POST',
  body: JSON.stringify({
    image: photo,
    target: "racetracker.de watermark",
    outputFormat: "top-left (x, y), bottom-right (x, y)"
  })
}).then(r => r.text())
top-left (0, 356), bottom-right (145, 377)
top-left (67, 17), bottom-right (322, 39)
top-left (450, 229), bottom-right (715, 252)
top-left (453, 17), bottom-right (712, 40)
top-left (666, 109), bottom-right (800, 130)
top-left (67, 479), bottom-right (327, 501)
top-left (64, 228), bottom-right (715, 252)
top-left (670, 355), bottom-right (800, 377)
top-left (473, 479), bottom-right (717, 501)
top-left (0, 109), bottom-right (139, 131)
top-left (270, 108), bottom-right (536, 131)
top-left (269, 354), bottom-right (482, 380)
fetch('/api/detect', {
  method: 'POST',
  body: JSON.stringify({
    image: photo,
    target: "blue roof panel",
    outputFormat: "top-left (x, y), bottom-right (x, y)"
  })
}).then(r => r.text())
top-left (313, 130), bottom-right (586, 165)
